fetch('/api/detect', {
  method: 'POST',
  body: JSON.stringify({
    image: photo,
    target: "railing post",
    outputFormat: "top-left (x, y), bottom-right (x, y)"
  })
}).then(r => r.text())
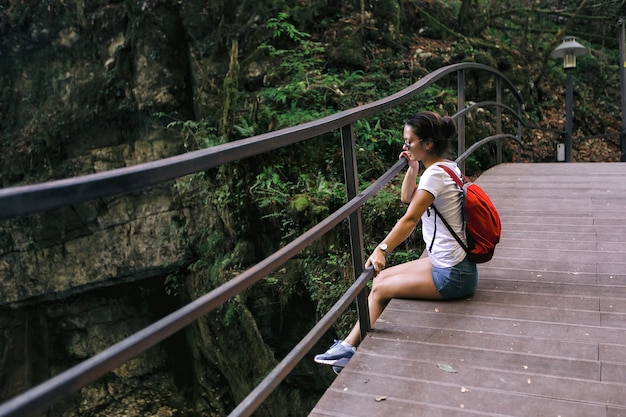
top-left (457, 70), bottom-right (466, 173)
top-left (496, 78), bottom-right (503, 165)
top-left (340, 124), bottom-right (371, 340)
top-left (617, 17), bottom-right (626, 162)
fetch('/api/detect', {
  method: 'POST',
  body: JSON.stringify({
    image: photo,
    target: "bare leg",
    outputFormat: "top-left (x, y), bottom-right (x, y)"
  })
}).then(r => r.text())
top-left (344, 256), bottom-right (441, 347)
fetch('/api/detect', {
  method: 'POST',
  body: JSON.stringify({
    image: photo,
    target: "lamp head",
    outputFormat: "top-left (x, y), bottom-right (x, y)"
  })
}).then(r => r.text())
top-left (551, 36), bottom-right (588, 69)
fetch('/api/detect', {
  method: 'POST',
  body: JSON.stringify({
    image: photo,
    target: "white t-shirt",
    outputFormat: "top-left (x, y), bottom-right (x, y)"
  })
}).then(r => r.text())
top-left (417, 161), bottom-right (467, 268)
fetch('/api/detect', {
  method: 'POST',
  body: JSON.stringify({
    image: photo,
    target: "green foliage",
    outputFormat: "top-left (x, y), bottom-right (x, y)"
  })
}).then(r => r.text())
top-left (257, 13), bottom-right (358, 128)
top-left (156, 113), bottom-right (222, 151)
top-left (164, 272), bottom-right (184, 296)
top-left (249, 164), bottom-right (291, 208)
top-left (302, 243), bottom-right (356, 333)
top-left (267, 12), bottom-right (311, 43)
top-left (249, 164), bottom-right (346, 241)
top-left (354, 118), bottom-right (399, 153)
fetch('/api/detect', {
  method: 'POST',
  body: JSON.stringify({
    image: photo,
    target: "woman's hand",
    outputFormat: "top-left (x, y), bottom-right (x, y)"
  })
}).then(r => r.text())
top-left (399, 151), bottom-right (419, 170)
top-left (365, 249), bottom-right (386, 275)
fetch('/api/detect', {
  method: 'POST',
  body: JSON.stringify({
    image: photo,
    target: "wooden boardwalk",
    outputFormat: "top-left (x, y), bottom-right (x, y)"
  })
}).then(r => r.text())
top-left (309, 163), bottom-right (626, 417)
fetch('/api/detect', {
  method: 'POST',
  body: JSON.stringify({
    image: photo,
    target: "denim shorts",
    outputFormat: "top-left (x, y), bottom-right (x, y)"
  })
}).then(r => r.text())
top-left (432, 258), bottom-right (478, 299)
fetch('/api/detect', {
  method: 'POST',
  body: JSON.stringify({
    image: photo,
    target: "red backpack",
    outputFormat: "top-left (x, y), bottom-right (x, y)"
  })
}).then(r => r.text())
top-left (430, 165), bottom-right (501, 263)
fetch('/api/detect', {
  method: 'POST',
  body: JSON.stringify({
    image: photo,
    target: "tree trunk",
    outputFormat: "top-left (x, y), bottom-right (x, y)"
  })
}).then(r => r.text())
top-left (457, 0), bottom-right (476, 35)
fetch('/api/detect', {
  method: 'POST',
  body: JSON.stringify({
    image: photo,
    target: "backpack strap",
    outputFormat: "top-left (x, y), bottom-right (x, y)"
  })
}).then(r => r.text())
top-left (430, 204), bottom-right (469, 253)
top-left (438, 164), bottom-right (467, 188)
top-left (428, 164), bottom-right (469, 255)
top-left (427, 208), bottom-right (437, 252)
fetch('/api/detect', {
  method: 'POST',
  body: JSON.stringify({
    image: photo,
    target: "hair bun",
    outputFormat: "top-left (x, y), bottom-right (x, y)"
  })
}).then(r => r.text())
top-left (441, 115), bottom-right (457, 138)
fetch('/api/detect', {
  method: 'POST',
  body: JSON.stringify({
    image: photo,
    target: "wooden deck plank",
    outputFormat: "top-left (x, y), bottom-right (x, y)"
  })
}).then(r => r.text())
top-left (372, 319), bottom-right (600, 362)
top-left (478, 278), bottom-right (626, 299)
top-left (442, 289), bottom-right (601, 310)
top-left (312, 378), bottom-right (609, 417)
top-left (602, 361), bottom-right (626, 384)
top-left (602, 297), bottom-right (626, 312)
top-left (377, 307), bottom-right (626, 347)
top-left (389, 298), bottom-right (603, 326)
top-left (601, 344), bottom-right (626, 363)
top-left (343, 356), bottom-right (626, 408)
top-left (490, 247), bottom-right (626, 263)
top-left (503, 222), bottom-right (626, 233)
top-left (309, 163), bottom-right (626, 417)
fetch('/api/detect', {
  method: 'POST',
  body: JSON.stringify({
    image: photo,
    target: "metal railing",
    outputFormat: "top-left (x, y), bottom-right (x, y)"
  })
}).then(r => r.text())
top-left (0, 63), bottom-right (525, 417)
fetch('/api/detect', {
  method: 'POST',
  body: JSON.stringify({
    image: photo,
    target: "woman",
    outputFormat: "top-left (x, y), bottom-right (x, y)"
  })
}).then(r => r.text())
top-left (314, 111), bottom-right (478, 371)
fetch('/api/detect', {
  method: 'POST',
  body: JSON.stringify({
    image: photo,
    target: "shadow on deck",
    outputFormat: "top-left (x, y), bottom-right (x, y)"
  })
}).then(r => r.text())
top-left (309, 163), bottom-right (626, 417)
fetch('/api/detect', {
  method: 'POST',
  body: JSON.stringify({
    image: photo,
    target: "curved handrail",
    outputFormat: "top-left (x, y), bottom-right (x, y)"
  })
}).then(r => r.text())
top-left (454, 101), bottom-right (521, 122)
top-left (0, 63), bottom-right (521, 221)
top-left (456, 133), bottom-right (523, 164)
top-left (0, 64), bottom-right (525, 417)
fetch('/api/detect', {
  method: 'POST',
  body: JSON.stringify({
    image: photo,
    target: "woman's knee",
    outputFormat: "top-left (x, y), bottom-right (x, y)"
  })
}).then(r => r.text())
top-left (369, 281), bottom-right (380, 301)
top-left (370, 276), bottom-right (391, 302)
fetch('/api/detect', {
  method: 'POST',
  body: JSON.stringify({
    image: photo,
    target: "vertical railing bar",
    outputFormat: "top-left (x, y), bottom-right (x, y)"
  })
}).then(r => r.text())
top-left (457, 69), bottom-right (466, 173)
top-left (618, 18), bottom-right (626, 161)
top-left (340, 124), bottom-right (371, 340)
top-left (496, 78), bottom-right (503, 165)
top-left (518, 103), bottom-right (524, 161)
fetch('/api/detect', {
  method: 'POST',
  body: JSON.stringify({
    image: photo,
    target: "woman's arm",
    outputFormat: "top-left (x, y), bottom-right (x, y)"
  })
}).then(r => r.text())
top-left (400, 153), bottom-right (420, 204)
top-left (367, 188), bottom-right (435, 273)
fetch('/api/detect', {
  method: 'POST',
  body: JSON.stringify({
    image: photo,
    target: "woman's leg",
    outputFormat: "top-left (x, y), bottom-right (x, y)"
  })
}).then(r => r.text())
top-left (344, 257), bottom-right (441, 347)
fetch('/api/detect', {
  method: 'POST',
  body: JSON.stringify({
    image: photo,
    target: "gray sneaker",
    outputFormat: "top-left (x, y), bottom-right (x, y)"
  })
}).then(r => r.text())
top-left (331, 355), bottom-right (353, 374)
top-left (314, 340), bottom-right (355, 366)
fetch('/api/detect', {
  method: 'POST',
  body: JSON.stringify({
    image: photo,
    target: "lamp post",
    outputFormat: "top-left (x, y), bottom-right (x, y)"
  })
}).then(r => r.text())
top-left (551, 36), bottom-right (588, 162)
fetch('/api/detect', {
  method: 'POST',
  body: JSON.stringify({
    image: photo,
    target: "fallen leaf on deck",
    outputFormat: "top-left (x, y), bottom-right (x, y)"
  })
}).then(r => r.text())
top-left (437, 363), bottom-right (458, 373)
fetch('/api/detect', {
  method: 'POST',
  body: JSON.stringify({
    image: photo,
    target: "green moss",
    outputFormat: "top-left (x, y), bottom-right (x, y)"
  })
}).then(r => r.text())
top-left (290, 194), bottom-right (309, 212)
